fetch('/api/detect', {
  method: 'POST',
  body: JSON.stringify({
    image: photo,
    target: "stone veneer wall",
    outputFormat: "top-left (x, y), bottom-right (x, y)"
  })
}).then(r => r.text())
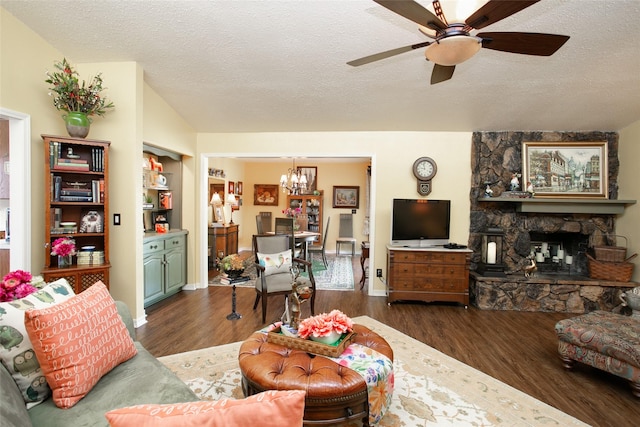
top-left (470, 272), bottom-right (635, 313)
top-left (469, 131), bottom-right (620, 273)
top-left (468, 131), bottom-right (631, 313)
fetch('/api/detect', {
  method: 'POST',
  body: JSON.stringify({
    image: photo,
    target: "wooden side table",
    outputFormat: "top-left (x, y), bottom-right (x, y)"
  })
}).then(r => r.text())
top-left (360, 241), bottom-right (370, 289)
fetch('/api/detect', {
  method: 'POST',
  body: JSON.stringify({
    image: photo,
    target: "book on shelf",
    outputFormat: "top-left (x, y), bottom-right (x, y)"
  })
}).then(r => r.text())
top-left (77, 251), bottom-right (105, 265)
top-left (53, 164), bottom-right (90, 171)
top-left (51, 226), bottom-right (77, 234)
top-left (60, 188), bottom-right (92, 197)
top-left (219, 275), bottom-right (251, 285)
top-left (59, 195), bottom-right (93, 202)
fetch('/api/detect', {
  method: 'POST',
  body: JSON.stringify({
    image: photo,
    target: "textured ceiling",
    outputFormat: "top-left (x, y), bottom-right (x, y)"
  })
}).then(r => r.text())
top-left (4, 0), bottom-right (640, 133)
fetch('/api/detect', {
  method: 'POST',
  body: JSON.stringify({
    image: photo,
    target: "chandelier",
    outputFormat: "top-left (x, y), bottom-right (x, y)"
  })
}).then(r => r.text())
top-left (280, 158), bottom-right (307, 195)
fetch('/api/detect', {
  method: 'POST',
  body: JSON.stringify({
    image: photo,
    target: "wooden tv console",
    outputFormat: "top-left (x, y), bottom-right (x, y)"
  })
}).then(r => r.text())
top-left (386, 245), bottom-right (471, 307)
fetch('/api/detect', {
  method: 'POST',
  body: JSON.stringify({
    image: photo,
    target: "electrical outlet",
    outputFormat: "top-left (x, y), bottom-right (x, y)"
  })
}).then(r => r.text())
top-left (376, 269), bottom-right (383, 277)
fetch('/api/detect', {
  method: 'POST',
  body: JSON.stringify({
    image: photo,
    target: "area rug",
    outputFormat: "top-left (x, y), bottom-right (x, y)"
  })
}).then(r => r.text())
top-left (302, 254), bottom-right (354, 290)
top-left (209, 253), bottom-right (354, 291)
top-left (158, 316), bottom-right (587, 426)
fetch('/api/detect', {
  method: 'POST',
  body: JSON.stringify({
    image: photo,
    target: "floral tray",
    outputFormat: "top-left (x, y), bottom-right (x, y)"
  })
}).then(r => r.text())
top-left (267, 326), bottom-right (356, 357)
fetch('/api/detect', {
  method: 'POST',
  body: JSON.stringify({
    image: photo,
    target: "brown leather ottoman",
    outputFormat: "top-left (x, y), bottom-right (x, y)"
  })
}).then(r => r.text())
top-left (238, 324), bottom-right (393, 426)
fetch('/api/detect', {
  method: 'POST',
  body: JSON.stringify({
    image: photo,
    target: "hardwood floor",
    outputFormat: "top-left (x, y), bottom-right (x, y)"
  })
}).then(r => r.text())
top-left (137, 257), bottom-right (639, 426)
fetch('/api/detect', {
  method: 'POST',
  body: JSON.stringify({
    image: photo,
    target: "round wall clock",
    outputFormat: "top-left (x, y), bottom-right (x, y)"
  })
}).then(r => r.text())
top-left (412, 157), bottom-right (437, 196)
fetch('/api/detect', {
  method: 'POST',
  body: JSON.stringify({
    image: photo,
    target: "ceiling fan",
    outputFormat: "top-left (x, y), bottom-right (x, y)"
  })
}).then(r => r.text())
top-left (347, 0), bottom-right (570, 84)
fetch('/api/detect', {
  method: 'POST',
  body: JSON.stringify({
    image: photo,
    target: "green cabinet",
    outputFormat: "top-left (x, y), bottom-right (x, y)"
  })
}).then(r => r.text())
top-left (144, 231), bottom-right (187, 307)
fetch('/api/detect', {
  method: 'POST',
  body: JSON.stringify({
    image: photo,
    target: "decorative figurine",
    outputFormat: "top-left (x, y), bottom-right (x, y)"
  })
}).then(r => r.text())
top-left (526, 181), bottom-right (535, 196)
top-left (281, 266), bottom-right (313, 330)
top-left (510, 173), bottom-right (520, 191)
top-left (484, 184), bottom-right (494, 198)
top-left (524, 256), bottom-right (537, 278)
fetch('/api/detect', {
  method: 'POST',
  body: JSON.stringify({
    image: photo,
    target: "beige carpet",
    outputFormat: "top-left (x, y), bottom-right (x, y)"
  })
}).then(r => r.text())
top-left (158, 316), bottom-right (587, 426)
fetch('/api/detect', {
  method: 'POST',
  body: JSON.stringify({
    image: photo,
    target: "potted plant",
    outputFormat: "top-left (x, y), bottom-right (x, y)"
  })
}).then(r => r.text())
top-left (45, 58), bottom-right (115, 138)
top-left (219, 254), bottom-right (245, 278)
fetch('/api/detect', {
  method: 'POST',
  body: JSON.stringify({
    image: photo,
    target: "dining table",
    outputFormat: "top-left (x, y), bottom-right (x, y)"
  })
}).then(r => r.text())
top-left (268, 230), bottom-right (320, 261)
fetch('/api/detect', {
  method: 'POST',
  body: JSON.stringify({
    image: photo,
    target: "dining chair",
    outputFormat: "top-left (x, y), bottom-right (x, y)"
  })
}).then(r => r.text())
top-left (255, 214), bottom-right (264, 234)
top-left (259, 211), bottom-right (272, 233)
top-left (308, 216), bottom-right (330, 267)
top-left (253, 234), bottom-right (316, 323)
top-left (336, 213), bottom-right (356, 256)
top-left (274, 217), bottom-right (301, 258)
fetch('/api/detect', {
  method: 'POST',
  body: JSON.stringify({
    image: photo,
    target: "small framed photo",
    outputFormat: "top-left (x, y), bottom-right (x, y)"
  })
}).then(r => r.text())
top-left (333, 186), bottom-right (360, 209)
top-left (228, 181), bottom-right (235, 195)
top-left (237, 181), bottom-right (243, 195)
top-left (523, 141), bottom-right (608, 198)
top-left (254, 184), bottom-right (279, 206)
top-left (158, 191), bottom-right (173, 209)
top-left (213, 204), bottom-right (226, 224)
top-left (151, 211), bottom-right (168, 227)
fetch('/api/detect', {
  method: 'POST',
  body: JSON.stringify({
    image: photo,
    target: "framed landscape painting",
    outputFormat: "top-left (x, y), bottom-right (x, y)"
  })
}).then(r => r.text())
top-left (333, 186), bottom-right (359, 208)
top-left (522, 141), bottom-right (608, 198)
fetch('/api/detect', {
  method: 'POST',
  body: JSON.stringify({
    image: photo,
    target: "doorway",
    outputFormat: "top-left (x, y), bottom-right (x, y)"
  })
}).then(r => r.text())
top-left (198, 154), bottom-right (376, 292)
top-left (0, 109), bottom-right (31, 273)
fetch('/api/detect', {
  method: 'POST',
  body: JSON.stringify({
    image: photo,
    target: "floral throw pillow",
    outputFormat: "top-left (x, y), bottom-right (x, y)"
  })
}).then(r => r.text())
top-left (0, 279), bottom-right (75, 407)
top-left (257, 250), bottom-right (292, 276)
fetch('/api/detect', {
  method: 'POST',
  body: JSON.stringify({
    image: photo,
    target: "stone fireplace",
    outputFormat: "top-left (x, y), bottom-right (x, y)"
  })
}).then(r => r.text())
top-left (468, 131), bottom-right (636, 313)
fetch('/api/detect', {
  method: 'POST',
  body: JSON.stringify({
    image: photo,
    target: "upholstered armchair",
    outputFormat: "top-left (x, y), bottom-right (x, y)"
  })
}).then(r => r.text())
top-left (253, 234), bottom-right (316, 323)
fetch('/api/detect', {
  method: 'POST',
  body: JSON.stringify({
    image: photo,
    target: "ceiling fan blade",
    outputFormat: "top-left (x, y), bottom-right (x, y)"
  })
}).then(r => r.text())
top-left (479, 32), bottom-right (570, 56)
top-left (347, 41), bottom-right (430, 66)
top-left (430, 64), bottom-right (455, 84)
top-left (374, 0), bottom-right (447, 31)
top-left (466, 0), bottom-right (540, 30)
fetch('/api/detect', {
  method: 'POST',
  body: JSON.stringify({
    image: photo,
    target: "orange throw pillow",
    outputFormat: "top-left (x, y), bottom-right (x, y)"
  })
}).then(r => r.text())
top-left (24, 281), bottom-right (137, 408)
top-left (105, 390), bottom-right (306, 427)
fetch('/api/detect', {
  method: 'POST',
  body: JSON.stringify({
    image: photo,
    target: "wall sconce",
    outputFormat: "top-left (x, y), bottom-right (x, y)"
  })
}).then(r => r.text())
top-left (478, 228), bottom-right (506, 277)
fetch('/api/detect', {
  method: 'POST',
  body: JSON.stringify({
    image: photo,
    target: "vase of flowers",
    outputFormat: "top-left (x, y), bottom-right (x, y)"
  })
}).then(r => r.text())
top-left (51, 237), bottom-right (77, 268)
top-left (0, 270), bottom-right (45, 302)
top-left (297, 310), bottom-right (353, 345)
top-left (45, 58), bottom-right (115, 138)
top-left (282, 207), bottom-right (303, 230)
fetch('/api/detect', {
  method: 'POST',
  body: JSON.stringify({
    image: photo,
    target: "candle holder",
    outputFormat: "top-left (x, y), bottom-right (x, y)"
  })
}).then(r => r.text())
top-left (478, 228), bottom-right (506, 277)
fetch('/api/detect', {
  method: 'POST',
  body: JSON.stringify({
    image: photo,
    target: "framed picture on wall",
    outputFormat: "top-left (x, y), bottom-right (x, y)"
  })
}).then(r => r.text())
top-left (523, 141), bottom-right (608, 198)
top-left (333, 186), bottom-right (360, 208)
top-left (297, 166), bottom-right (317, 193)
top-left (254, 184), bottom-right (279, 206)
top-left (228, 181), bottom-right (235, 195)
top-left (237, 181), bottom-right (243, 195)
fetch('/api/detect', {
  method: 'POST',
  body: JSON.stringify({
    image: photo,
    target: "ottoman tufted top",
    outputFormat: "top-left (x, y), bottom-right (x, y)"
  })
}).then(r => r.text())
top-left (238, 324), bottom-right (393, 400)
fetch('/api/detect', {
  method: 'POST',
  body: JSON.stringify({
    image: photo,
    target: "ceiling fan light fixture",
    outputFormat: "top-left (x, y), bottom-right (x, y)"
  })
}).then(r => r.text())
top-left (424, 35), bottom-right (481, 66)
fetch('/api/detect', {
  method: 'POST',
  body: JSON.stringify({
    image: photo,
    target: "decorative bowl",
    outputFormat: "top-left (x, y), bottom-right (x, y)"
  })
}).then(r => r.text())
top-left (60, 222), bottom-right (76, 228)
top-left (310, 331), bottom-right (342, 345)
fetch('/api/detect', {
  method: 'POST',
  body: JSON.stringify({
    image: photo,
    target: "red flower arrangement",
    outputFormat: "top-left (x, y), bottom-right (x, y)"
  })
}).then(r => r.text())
top-left (51, 237), bottom-right (77, 257)
top-left (0, 270), bottom-right (45, 302)
top-left (282, 207), bottom-right (302, 218)
top-left (297, 310), bottom-right (353, 340)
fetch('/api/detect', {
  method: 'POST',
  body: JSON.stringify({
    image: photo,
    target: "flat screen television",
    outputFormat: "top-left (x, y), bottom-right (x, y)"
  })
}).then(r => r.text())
top-left (391, 199), bottom-right (451, 247)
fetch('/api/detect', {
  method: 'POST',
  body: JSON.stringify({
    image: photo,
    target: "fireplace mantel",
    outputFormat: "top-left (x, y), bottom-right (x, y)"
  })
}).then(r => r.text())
top-left (478, 197), bottom-right (636, 214)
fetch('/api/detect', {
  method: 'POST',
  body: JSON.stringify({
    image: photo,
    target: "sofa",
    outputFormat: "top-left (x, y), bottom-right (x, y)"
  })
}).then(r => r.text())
top-left (0, 300), bottom-right (199, 427)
